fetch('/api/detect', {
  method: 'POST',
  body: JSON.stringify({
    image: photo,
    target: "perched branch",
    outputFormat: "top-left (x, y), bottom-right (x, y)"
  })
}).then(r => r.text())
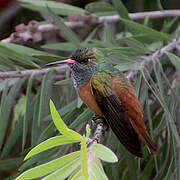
top-left (2, 10), bottom-right (180, 43)
top-left (93, 123), bottom-right (104, 143)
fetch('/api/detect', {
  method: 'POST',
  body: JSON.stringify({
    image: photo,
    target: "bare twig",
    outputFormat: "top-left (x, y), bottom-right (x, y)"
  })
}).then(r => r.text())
top-left (2, 10), bottom-right (180, 43)
top-left (0, 65), bottom-right (68, 78)
top-left (98, 9), bottom-right (180, 23)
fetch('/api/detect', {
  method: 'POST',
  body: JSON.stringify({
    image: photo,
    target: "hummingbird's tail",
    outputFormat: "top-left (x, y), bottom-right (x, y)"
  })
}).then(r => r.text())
top-left (132, 123), bottom-right (158, 155)
top-left (141, 132), bottom-right (158, 155)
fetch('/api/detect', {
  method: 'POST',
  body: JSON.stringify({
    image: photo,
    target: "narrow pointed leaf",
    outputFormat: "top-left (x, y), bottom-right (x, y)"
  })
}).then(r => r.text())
top-left (68, 168), bottom-right (83, 180)
top-left (50, 100), bottom-right (82, 141)
top-left (112, 0), bottom-right (130, 20)
top-left (1, 117), bottom-right (23, 158)
top-left (42, 42), bottom-right (77, 51)
top-left (22, 75), bottom-right (34, 151)
top-left (0, 157), bottom-right (24, 171)
top-left (38, 70), bottom-right (53, 126)
top-left (89, 159), bottom-right (108, 180)
top-left (19, 0), bottom-right (85, 15)
top-left (25, 135), bottom-right (79, 160)
top-left (85, 2), bottom-right (116, 16)
top-left (0, 42), bottom-right (64, 61)
top-left (47, 7), bottom-right (81, 47)
top-left (42, 158), bottom-right (80, 180)
top-left (81, 135), bottom-right (88, 180)
top-left (122, 18), bottom-right (169, 41)
top-left (0, 79), bottom-right (25, 149)
top-left (0, 43), bottom-right (40, 68)
top-left (16, 151), bottom-right (80, 180)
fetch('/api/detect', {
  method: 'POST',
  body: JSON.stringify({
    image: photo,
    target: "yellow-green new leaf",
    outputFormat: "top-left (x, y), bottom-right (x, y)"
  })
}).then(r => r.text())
top-left (91, 144), bottom-right (118, 163)
top-left (43, 158), bottom-right (81, 180)
top-left (81, 135), bottom-right (89, 180)
top-left (89, 159), bottom-right (108, 180)
top-left (16, 151), bottom-right (80, 180)
top-left (24, 135), bottom-right (79, 160)
top-left (50, 100), bottom-right (82, 141)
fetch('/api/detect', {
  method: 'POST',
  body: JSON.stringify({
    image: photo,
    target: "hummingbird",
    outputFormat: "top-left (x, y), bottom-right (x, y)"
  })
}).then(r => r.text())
top-left (46, 47), bottom-right (157, 157)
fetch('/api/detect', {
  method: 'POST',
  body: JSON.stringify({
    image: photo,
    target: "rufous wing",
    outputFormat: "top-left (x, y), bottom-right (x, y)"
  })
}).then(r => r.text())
top-left (91, 71), bottom-right (143, 157)
top-left (112, 75), bottom-right (157, 155)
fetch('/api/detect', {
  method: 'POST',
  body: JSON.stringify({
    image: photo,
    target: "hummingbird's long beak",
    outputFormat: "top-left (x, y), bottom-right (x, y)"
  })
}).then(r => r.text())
top-left (45, 59), bottom-right (76, 66)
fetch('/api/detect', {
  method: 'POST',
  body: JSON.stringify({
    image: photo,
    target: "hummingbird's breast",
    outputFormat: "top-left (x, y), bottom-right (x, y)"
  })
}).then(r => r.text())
top-left (78, 80), bottom-right (103, 117)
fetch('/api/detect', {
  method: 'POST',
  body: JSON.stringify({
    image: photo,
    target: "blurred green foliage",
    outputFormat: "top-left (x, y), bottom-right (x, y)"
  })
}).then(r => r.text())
top-left (0, 0), bottom-right (180, 179)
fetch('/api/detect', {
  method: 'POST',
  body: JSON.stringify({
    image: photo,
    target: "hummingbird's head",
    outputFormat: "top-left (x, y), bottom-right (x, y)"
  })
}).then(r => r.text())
top-left (70, 47), bottom-right (104, 65)
top-left (46, 47), bottom-right (104, 67)
top-left (46, 47), bottom-right (105, 89)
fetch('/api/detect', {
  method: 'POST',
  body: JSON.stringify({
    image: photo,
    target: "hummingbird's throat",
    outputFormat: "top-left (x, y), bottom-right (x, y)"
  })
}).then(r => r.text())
top-left (70, 63), bottom-right (98, 89)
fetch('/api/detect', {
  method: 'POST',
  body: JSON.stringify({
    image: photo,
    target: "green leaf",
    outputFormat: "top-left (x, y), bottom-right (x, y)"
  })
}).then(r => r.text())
top-left (112, 0), bottom-right (130, 20)
top-left (54, 78), bottom-right (73, 86)
top-left (85, 2), bottom-right (116, 17)
top-left (0, 54), bottom-right (16, 70)
top-left (68, 167), bottom-right (83, 180)
top-left (124, 152), bottom-right (137, 180)
top-left (38, 70), bottom-right (53, 126)
top-left (91, 144), bottom-right (118, 163)
top-left (0, 157), bottom-right (24, 171)
top-left (88, 158), bottom-right (108, 180)
top-left (0, 42), bottom-right (64, 61)
top-left (104, 47), bottom-right (143, 58)
top-left (0, 43), bottom-right (40, 68)
top-left (120, 37), bottom-right (148, 54)
top-left (42, 42), bottom-right (77, 51)
top-left (47, 7), bottom-right (81, 47)
top-left (139, 156), bottom-right (155, 180)
top-left (19, 0), bottom-right (85, 15)
top-left (81, 135), bottom-right (89, 180)
top-left (167, 52), bottom-right (180, 70)
top-left (16, 151), bottom-right (80, 180)
top-left (31, 95), bottom-right (40, 147)
top-left (1, 118), bottom-right (23, 158)
top-left (0, 79), bottom-right (25, 149)
top-left (50, 99), bottom-right (82, 141)
top-left (43, 158), bottom-right (80, 180)
top-left (25, 135), bottom-right (79, 160)
top-left (22, 76), bottom-right (34, 151)
top-left (116, 62), bottom-right (142, 71)
top-left (122, 18), bottom-right (170, 41)
top-left (103, 23), bottom-right (118, 46)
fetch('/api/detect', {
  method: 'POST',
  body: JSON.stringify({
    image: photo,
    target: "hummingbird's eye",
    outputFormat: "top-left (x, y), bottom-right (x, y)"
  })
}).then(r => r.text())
top-left (82, 58), bottom-right (89, 64)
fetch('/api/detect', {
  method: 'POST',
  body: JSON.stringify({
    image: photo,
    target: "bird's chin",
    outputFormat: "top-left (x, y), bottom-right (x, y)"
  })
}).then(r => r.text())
top-left (69, 63), bottom-right (74, 68)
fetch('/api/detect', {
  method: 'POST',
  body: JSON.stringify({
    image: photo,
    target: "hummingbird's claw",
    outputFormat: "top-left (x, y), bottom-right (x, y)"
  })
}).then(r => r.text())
top-left (91, 115), bottom-right (109, 131)
top-left (91, 115), bottom-right (103, 128)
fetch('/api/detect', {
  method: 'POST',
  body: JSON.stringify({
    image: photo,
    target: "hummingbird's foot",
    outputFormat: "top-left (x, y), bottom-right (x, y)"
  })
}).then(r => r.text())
top-left (91, 115), bottom-right (104, 128)
top-left (91, 115), bottom-right (109, 131)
